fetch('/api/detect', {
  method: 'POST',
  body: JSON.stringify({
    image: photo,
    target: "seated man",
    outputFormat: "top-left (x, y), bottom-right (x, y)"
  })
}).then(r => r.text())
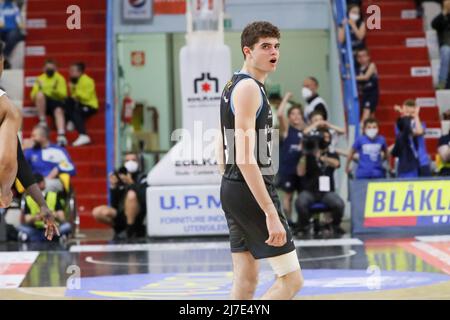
top-left (92, 152), bottom-right (147, 240)
top-left (30, 59), bottom-right (68, 146)
top-left (66, 62), bottom-right (99, 147)
top-left (0, 0), bottom-right (24, 69)
top-left (23, 125), bottom-right (76, 192)
top-left (295, 128), bottom-right (345, 236)
top-left (438, 129), bottom-right (450, 176)
top-left (17, 173), bottom-right (71, 242)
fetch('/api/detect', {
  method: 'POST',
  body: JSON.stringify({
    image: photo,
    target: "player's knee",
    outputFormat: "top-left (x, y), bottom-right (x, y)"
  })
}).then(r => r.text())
top-left (279, 270), bottom-right (303, 296)
top-left (236, 272), bottom-right (258, 294)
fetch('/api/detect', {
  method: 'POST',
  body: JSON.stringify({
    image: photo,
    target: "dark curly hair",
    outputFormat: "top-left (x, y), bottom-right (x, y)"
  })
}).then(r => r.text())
top-left (241, 21), bottom-right (280, 59)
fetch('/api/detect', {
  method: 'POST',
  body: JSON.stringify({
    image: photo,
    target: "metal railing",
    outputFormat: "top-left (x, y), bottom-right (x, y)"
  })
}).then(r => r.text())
top-left (333, 0), bottom-right (360, 137)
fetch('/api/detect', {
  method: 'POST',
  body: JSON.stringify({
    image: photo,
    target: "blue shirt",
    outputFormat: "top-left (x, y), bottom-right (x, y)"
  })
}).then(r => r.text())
top-left (394, 120), bottom-right (430, 166)
top-left (24, 144), bottom-right (76, 177)
top-left (0, 2), bottom-right (21, 31)
top-left (279, 126), bottom-right (303, 175)
top-left (352, 134), bottom-right (387, 179)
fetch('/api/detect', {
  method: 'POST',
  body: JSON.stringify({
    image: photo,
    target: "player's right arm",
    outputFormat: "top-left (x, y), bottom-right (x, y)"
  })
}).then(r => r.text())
top-left (0, 95), bottom-right (21, 208)
top-left (233, 79), bottom-right (286, 248)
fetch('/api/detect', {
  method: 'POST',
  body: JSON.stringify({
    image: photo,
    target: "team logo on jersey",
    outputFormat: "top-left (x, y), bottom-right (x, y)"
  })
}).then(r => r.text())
top-left (193, 73), bottom-right (219, 94)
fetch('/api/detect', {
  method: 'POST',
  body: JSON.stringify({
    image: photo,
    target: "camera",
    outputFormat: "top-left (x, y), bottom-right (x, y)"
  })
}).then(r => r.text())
top-left (113, 166), bottom-right (128, 186)
top-left (303, 130), bottom-right (330, 155)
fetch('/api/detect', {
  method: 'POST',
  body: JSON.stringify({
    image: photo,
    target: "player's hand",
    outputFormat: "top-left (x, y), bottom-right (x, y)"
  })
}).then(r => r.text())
top-left (265, 213), bottom-right (287, 247)
top-left (345, 165), bottom-right (352, 175)
top-left (41, 207), bottom-right (60, 241)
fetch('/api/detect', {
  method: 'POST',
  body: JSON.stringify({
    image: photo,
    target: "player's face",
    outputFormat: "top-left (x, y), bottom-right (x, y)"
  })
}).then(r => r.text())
top-left (288, 108), bottom-right (302, 126)
top-left (246, 37), bottom-right (280, 73)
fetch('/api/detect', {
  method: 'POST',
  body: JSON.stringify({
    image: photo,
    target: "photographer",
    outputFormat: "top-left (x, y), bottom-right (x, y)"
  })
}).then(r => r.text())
top-left (295, 128), bottom-right (345, 236)
top-left (92, 152), bottom-right (147, 240)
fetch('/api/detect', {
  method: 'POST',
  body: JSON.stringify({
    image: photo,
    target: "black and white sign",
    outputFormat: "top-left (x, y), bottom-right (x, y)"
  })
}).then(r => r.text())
top-left (123, 0), bottom-right (153, 22)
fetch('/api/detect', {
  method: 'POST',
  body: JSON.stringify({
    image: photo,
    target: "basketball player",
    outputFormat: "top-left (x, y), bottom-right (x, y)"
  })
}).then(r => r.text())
top-left (0, 41), bottom-right (59, 240)
top-left (216, 22), bottom-right (303, 300)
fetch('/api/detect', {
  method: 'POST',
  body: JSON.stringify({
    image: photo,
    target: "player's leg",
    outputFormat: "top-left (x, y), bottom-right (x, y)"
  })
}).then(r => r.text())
top-left (231, 251), bottom-right (259, 300)
top-left (260, 250), bottom-right (303, 300)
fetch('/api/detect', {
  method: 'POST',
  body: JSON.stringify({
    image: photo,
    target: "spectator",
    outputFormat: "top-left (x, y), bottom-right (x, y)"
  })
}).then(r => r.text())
top-left (0, 0), bottom-right (24, 69)
top-left (276, 91), bottom-right (305, 225)
top-left (346, 118), bottom-right (390, 179)
top-left (356, 48), bottom-right (379, 123)
top-left (23, 125), bottom-right (76, 192)
top-left (431, 0), bottom-right (450, 89)
top-left (391, 100), bottom-right (432, 177)
top-left (17, 173), bottom-right (71, 242)
top-left (30, 59), bottom-right (68, 146)
top-left (303, 110), bottom-right (346, 153)
top-left (301, 76), bottom-right (328, 122)
top-left (437, 129), bottom-right (450, 175)
top-left (92, 152), bottom-right (147, 240)
top-left (338, 4), bottom-right (366, 57)
top-left (268, 92), bottom-right (282, 129)
top-left (65, 62), bottom-right (99, 147)
top-left (295, 128), bottom-right (345, 236)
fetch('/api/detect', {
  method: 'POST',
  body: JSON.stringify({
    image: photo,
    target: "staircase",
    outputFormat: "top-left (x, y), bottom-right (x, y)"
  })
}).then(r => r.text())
top-left (22, 0), bottom-right (107, 228)
top-left (364, 0), bottom-right (441, 158)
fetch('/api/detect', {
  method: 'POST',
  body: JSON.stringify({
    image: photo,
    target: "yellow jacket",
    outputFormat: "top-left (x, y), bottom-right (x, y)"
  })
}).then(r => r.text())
top-left (30, 72), bottom-right (67, 102)
top-left (69, 73), bottom-right (99, 109)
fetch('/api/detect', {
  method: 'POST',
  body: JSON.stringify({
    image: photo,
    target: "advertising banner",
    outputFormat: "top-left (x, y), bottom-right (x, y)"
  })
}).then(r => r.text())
top-left (147, 185), bottom-right (228, 236)
top-left (351, 179), bottom-right (450, 235)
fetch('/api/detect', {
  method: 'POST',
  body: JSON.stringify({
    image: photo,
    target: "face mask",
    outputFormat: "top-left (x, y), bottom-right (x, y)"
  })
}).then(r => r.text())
top-left (70, 77), bottom-right (79, 84)
top-left (302, 87), bottom-right (313, 100)
top-left (365, 128), bottom-right (378, 139)
top-left (349, 13), bottom-right (360, 21)
top-left (45, 69), bottom-right (55, 77)
top-left (124, 160), bottom-right (139, 174)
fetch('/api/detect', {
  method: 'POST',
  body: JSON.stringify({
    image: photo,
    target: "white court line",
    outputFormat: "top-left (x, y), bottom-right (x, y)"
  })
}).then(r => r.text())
top-left (415, 235), bottom-right (450, 243)
top-left (84, 250), bottom-right (357, 266)
top-left (70, 238), bottom-right (363, 253)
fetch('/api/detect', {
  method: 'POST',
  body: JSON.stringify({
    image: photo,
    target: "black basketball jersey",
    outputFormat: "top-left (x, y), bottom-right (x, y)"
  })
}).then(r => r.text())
top-left (220, 72), bottom-right (275, 185)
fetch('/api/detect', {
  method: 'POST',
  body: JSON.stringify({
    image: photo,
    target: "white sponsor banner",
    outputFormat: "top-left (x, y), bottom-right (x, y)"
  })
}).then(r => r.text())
top-left (26, 46), bottom-right (46, 56)
top-left (180, 34), bottom-right (231, 136)
top-left (425, 128), bottom-right (442, 139)
top-left (147, 184), bottom-right (227, 237)
top-left (26, 19), bottom-right (47, 29)
top-left (416, 97), bottom-right (436, 107)
top-left (0, 252), bottom-right (39, 289)
top-left (406, 38), bottom-right (426, 48)
top-left (401, 10), bottom-right (417, 19)
top-left (122, 0), bottom-right (152, 21)
top-left (25, 76), bottom-right (37, 88)
top-left (411, 67), bottom-right (431, 77)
